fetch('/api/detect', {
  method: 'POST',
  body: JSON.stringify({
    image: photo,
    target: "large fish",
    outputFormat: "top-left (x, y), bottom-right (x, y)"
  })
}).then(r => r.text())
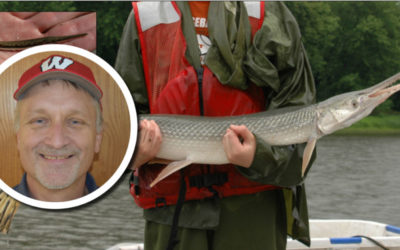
top-left (143, 73), bottom-right (400, 187)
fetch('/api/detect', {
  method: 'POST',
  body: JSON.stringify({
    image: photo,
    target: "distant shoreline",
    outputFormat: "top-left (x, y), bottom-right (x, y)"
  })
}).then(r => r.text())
top-left (333, 115), bottom-right (400, 135)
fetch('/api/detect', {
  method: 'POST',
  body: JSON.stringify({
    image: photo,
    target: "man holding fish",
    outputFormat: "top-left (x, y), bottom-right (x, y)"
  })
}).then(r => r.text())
top-left (116, 2), bottom-right (315, 249)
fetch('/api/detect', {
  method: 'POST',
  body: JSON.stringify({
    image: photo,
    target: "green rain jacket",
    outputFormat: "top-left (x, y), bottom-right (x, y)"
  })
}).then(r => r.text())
top-left (115, 2), bottom-right (316, 246)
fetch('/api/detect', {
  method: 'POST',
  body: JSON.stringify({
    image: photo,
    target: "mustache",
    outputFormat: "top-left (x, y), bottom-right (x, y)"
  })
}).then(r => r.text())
top-left (35, 145), bottom-right (80, 157)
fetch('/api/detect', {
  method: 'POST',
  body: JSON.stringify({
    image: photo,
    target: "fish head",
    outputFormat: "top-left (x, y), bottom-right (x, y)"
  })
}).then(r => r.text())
top-left (317, 73), bottom-right (400, 136)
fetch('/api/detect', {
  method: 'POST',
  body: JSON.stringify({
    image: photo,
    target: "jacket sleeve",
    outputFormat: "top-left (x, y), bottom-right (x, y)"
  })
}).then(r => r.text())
top-left (237, 2), bottom-right (316, 187)
top-left (114, 10), bottom-right (150, 115)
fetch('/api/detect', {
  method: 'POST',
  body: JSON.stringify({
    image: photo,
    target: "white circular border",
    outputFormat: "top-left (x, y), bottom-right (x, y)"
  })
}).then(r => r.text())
top-left (0, 44), bottom-right (137, 210)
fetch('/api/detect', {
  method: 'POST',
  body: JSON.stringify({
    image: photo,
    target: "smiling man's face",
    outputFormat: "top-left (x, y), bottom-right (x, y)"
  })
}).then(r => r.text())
top-left (16, 80), bottom-right (102, 192)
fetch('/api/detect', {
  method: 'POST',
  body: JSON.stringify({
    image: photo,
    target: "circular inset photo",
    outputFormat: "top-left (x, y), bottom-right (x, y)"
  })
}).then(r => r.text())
top-left (0, 44), bottom-right (137, 209)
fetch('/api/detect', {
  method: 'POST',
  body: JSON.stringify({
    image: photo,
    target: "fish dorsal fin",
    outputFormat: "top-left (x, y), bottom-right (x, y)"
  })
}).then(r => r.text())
top-left (302, 138), bottom-right (316, 177)
top-left (150, 159), bottom-right (193, 187)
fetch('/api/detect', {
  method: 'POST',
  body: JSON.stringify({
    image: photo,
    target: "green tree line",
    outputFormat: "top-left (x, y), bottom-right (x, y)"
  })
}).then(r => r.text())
top-left (1, 1), bottom-right (399, 113)
top-left (286, 1), bottom-right (400, 113)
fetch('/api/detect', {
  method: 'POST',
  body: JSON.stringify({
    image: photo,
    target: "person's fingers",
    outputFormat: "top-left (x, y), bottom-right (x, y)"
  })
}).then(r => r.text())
top-left (229, 125), bottom-right (254, 145)
top-left (148, 120), bottom-right (162, 149)
top-left (131, 120), bottom-right (162, 169)
top-left (45, 13), bottom-right (96, 51)
top-left (139, 120), bottom-right (162, 152)
top-left (28, 12), bottom-right (89, 33)
top-left (65, 26), bottom-right (96, 52)
top-left (9, 12), bottom-right (37, 19)
top-left (0, 12), bottom-right (40, 64)
top-left (139, 119), bottom-right (151, 144)
top-left (222, 125), bottom-right (255, 168)
top-left (0, 12), bottom-right (41, 40)
top-left (0, 12), bottom-right (95, 64)
top-left (222, 128), bottom-right (237, 157)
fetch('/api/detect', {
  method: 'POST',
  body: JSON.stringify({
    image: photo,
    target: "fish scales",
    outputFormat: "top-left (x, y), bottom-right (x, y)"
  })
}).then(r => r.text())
top-left (140, 105), bottom-right (317, 164)
top-left (140, 72), bottom-right (400, 186)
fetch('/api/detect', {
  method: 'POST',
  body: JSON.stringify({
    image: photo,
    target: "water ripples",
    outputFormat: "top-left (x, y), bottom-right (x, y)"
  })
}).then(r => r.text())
top-left (1, 135), bottom-right (399, 249)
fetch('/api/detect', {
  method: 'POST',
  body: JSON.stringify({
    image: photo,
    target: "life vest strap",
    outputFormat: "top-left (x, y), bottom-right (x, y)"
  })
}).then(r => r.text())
top-left (189, 172), bottom-right (228, 189)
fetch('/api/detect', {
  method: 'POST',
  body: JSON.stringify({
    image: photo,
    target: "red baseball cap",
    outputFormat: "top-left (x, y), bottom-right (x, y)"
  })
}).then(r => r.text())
top-left (14, 55), bottom-right (103, 101)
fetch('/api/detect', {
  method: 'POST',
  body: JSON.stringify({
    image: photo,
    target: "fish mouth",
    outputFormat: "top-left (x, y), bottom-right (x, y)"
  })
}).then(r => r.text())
top-left (369, 83), bottom-right (400, 98)
top-left (368, 83), bottom-right (400, 107)
top-left (367, 73), bottom-right (400, 103)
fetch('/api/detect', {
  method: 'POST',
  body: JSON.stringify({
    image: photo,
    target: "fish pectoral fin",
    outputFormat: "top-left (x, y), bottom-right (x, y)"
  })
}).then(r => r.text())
top-left (150, 159), bottom-right (193, 188)
top-left (302, 138), bottom-right (316, 177)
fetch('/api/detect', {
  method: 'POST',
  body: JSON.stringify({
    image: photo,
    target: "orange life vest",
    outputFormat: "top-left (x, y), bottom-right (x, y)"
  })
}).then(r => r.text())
top-left (130, 1), bottom-right (279, 209)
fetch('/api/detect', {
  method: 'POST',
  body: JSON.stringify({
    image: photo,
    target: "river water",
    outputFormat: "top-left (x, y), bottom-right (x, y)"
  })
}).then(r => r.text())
top-left (0, 135), bottom-right (399, 249)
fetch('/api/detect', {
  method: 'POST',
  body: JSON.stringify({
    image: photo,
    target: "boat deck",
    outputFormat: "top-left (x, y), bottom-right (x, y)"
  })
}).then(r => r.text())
top-left (107, 219), bottom-right (400, 250)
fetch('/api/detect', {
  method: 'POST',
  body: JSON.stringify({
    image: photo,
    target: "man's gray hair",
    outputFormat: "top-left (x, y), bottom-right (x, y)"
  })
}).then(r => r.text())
top-left (14, 79), bottom-right (103, 133)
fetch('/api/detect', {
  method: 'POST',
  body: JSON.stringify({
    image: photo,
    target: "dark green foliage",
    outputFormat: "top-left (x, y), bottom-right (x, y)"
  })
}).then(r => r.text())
top-left (72, 1), bottom-right (132, 65)
top-left (287, 2), bottom-right (400, 113)
top-left (0, 1), bottom-right (76, 11)
top-left (1, 2), bottom-right (399, 112)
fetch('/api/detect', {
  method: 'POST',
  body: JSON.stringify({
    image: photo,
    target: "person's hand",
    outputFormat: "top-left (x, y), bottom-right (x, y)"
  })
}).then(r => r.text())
top-left (130, 119), bottom-right (162, 170)
top-left (222, 125), bottom-right (256, 168)
top-left (0, 12), bottom-right (96, 64)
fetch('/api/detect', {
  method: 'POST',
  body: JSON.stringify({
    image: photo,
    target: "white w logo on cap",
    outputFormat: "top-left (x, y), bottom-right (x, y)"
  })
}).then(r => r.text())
top-left (40, 56), bottom-right (74, 72)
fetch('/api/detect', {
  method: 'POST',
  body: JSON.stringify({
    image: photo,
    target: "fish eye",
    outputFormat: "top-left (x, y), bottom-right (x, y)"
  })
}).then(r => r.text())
top-left (351, 100), bottom-right (359, 108)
